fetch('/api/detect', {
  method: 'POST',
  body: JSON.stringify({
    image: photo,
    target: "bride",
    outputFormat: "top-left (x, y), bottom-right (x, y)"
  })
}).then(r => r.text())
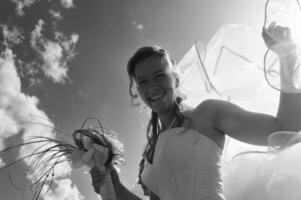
top-left (88, 20), bottom-right (301, 200)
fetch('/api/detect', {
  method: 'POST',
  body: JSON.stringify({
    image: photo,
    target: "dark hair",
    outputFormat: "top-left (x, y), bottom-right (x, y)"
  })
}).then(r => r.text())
top-left (127, 45), bottom-right (184, 159)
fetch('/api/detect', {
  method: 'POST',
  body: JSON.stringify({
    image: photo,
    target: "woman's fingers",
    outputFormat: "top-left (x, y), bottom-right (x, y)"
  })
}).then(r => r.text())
top-left (92, 144), bottom-right (109, 170)
top-left (269, 21), bottom-right (277, 29)
top-left (263, 22), bottom-right (296, 54)
top-left (262, 27), bottom-right (276, 47)
top-left (266, 23), bottom-right (292, 42)
top-left (82, 148), bottom-right (95, 163)
top-left (93, 143), bottom-right (108, 152)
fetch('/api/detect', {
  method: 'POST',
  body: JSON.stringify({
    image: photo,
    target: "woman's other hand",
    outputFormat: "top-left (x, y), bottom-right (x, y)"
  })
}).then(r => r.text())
top-left (262, 22), bottom-right (296, 55)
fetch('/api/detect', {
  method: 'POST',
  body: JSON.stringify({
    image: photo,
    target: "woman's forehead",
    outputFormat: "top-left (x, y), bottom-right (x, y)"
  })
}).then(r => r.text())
top-left (134, 56), bottom-right (171, 77)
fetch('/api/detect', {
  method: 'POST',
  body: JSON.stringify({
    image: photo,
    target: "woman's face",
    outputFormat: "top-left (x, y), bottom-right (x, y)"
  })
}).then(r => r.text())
top-left (134, 55), bottom-right (178, 115)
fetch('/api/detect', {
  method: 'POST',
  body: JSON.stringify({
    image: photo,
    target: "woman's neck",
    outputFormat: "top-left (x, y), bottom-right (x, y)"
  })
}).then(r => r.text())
top-left (158, 109), bottom-right (178, 131)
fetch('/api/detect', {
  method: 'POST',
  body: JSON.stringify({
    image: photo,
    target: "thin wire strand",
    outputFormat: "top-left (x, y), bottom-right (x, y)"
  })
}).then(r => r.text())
top-left (232, 150), bottom-right (268, 159)
top-left (16, 121), bottom-right (72, 139)
top-left (81, 117), bottom-right (104, 133)
top-left (262, 0), bottom-right (301, 92)
top-left (0, 139), bottom-right (53, 154)
top-left (194, 42), bottom-right (222, 96)
top-left (28, 113), bottom-right (71, 136)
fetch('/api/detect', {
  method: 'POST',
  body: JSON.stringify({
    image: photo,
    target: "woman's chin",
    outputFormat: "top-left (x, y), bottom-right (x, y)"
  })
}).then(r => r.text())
top-left (151, 105), bottom-right (171, 115)
top-left (148, 98), bottom-right (174, 114)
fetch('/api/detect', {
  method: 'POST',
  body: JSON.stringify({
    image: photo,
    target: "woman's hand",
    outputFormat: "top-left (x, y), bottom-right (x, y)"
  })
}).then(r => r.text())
top-left (91, 143), bottom-right (110, 170)
top-left (89, 144), bottom-right (117, 200)
top-left (262, 22), bottom-right (296, 55)
top-left (89, 144), bottom-right (111, 191)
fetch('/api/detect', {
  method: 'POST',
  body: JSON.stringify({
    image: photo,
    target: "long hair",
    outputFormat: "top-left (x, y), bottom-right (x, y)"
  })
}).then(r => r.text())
top-left (127, 45), bottom-right (181, 161)
top-left (127, 46), bottom-right (185, 189)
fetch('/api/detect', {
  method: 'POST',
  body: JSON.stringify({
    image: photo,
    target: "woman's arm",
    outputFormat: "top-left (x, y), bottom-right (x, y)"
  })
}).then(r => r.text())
top-left (90, 167), bottom-right (143, 200)
top-left (197, 24), bottom-right (301, 146)
top-left (110, 169), bottom-right (144, 200)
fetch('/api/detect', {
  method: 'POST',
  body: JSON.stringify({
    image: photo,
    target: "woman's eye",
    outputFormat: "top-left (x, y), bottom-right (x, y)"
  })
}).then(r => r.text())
top-left (138, 80), bottom-right (147, 86)
top-left (156, 74), bottom-right (166, 79)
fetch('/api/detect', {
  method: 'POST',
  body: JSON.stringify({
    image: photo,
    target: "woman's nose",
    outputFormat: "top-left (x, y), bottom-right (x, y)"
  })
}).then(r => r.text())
top-left (146, 81), bottom-right (159, 92)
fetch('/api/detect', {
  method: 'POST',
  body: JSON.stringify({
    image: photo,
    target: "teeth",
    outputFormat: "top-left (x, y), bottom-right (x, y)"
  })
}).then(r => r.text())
top-left (149, 94), bottom-right (163, 101)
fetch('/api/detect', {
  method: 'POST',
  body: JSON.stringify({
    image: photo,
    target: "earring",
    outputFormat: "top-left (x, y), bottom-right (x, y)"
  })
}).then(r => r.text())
top-left (176, 79), bottom-right (180, 88)
top-left (131, 96), bottom-right (141, 107)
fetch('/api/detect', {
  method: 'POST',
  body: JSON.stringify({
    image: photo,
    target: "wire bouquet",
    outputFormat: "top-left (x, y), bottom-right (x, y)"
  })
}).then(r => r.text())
top-left (71, 118), bottom-right (125, 170)
top-left (0, 117), bottom-right (125, 200)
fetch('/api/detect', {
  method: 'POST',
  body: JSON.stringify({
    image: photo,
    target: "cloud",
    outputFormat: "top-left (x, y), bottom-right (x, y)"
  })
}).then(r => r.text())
top-left (55, 31), bottom-right (79, 61)
top-left (1, 24), bottom-right (24, 47)
top-left (49, 10), bottom-right (63, 21)
top-left (30, 19), bottom-right (44, 47)
top-left (43, 179), bottom-right (84, 200)
top-left (1, 1), bottom-right (82, 199)
top-left (10, 0), bottom-right (75, 16)
top-left (0, 47), bottom-right (52, 162)
top-left (30, 19), bottom-right (79, 83)
top-left (136, 24), bottom-right (143, 31)
top-left (60, 0), bottom-right (75, 9)
top-left (0, 47), bottom-right (81, 199)
top-left (132, 21), bottom-right (144, 31)
top-left (0, 49), bottom-right (22, 136)
top-left (0, 158), bottom-right (4, 167)
top-left (11, 0), bottom-right (37, 16)
top-left (41, 41), bottom-right (67, 82)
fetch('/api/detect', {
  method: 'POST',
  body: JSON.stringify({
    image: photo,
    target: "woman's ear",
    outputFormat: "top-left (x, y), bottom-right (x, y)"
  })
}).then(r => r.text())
top-left (171, 59), bottom-right (175, 66)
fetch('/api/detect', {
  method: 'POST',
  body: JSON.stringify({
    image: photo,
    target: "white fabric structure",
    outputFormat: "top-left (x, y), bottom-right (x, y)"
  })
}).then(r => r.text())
top-left (173, 1), bottom-right (301, 199)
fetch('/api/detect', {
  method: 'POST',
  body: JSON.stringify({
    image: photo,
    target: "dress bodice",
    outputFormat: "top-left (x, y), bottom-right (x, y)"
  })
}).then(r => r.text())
top-left (141, 127), bottom-right (225, 200)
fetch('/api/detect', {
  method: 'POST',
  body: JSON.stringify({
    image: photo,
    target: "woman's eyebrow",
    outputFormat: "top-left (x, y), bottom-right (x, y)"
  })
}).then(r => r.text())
top-left (135, 75), bottom-right (146, 81)
top-left (135, 69), bottom-right (166, 81)
top-left (154, 69), bottom-right (165, 74)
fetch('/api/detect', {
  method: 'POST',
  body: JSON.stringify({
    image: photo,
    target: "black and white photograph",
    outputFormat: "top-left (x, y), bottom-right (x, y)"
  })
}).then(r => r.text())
top-left (1, 0), bottom-right (301, 199)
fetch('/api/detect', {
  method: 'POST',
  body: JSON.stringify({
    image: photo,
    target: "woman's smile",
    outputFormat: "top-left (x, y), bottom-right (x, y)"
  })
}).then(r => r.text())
top-left (148, 92), bottom-right (167, 107)
top-left (148, 92), bottom-right (165, 102)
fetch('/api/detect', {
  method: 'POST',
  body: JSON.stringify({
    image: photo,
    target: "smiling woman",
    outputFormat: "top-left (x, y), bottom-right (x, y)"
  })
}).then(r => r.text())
top-left (87, 16), bottom-right (301, 199)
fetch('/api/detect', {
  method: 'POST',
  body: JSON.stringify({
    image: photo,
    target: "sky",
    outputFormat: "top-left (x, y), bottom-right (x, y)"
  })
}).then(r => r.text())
top-left (0, 0), bottom-right (291, 199)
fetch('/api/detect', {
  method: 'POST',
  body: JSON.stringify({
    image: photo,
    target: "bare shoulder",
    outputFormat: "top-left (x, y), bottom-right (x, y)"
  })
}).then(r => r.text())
top-left (192, 99), bottom-right (241, 119)
top-left (182, 99), bottom-right (226, 148)
top-left (191, 99), bottom-right (225, 118)
top-left (181, 99), bottom-right (221, 126)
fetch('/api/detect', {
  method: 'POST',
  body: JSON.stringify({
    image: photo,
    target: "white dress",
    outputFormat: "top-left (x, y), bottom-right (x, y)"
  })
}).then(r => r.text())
top-left (222, 131), bottom-right (301, 200)
top-left (141, 127), bottom-right (225, 200)
top-left (139, 3), bottom-right (301, 198)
